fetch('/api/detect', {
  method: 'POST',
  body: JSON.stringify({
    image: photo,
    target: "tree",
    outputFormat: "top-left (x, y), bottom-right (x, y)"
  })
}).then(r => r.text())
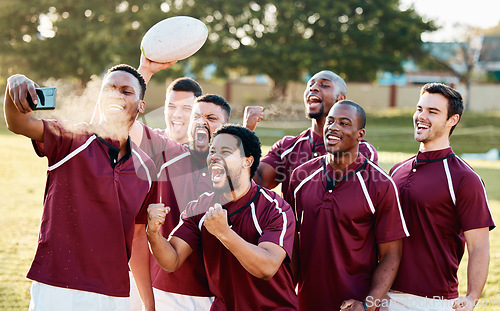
top-left (413, 24), bottom-right (490, 110)
top-left (0, 0), bottom-right (433, 99)
top-left (180, 0), bottom-right (434, 99)
top-left (0, 0), bottom-right (187, 89)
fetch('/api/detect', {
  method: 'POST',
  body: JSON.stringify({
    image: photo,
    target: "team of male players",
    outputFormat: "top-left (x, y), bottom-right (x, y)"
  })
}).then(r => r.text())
top-left (4, 55), bottom-right (494, 311)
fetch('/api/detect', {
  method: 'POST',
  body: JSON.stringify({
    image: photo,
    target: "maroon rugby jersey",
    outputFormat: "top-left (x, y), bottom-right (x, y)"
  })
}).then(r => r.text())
top-left (140, 124), bottom-right (213, 297)
top-left (390, 147), bottom-right (495, 299)
top-left (289, 154), bottom-right (408, 310)
top-left (173, 182), bottom-right (298, 310)
top-left (28, 120), bottom-right (154, 297)
top-left (261, 128), bottom-right (378, 201)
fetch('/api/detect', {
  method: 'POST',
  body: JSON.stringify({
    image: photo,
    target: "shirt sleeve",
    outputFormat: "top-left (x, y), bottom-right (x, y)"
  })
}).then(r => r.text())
top-left (287, 168), bottom-right (302, 231)
top-left (136, 181), bottom-right (159, 224)
top-left (171, 202), bottom-right (203, 251)
top-left (359, 140), bottom-right (378, 165)
top-left (32, 119), bottom-right (78, 166)
top-left (456, 172), bottom-right (495, 231)
top-left (374, 175), bottom-right (409, 243)
top-left (260, 138), bottom-right (284, 170)
top-left (258, 192), bottom-right (296, 260)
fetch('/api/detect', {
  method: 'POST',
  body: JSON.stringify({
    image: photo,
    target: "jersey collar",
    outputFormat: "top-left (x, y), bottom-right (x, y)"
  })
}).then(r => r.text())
top-left (222, 181), bottom-right (259, 217)
top-left (308, 128), bottom-right (325, 146)
top-left (322, 153), bottom-right (367, 191)
top-left (414, 147), bottom-right (455, 167)
top-left (95, 135), bottom-right (131, 168)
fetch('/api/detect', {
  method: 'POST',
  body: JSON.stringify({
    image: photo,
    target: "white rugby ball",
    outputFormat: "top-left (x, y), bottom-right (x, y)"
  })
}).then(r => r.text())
top-left (141, 16), bottom-right (208, 63)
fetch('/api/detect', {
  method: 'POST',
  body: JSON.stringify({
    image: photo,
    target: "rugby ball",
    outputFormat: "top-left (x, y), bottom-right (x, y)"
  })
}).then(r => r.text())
top-left (141, 16), bottom-right (208, 63)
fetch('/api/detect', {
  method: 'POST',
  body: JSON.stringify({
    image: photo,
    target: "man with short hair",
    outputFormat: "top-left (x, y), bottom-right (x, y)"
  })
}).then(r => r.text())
top-left (4, 65), bottom-right (156, 310)
top-left (147, 124), bottom-right (298, 310)
top-left (289, 100), bottom-right (408, 311)
top-left (255, 70), bottom-right (378, 201)
top-left (130, 56), bottom-right (202, 147)
top-left (388, 83), bottom-right (495, 311)
top-left (135, 94), bottom-right (231, 310)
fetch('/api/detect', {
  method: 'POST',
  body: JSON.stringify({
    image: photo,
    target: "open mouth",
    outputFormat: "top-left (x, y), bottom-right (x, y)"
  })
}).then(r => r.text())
top-left (325, 132), bottom-right (341, 145)
top-left (416, 123), bottom-right (430, 131)
top-left (195, 126), bottom-right (210, 147)
top-left (210, 164), bottom-right (226, 182)
top-left (108, 104), bottom-right (124, 111)
top-left (307, 94), bottom-right (323, 111)
top-left (171, 121), bottom-right (184, 131)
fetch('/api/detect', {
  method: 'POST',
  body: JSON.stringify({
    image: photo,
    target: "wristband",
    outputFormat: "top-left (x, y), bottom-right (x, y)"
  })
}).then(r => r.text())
top-left (362, 300), bottom-right (368, 310)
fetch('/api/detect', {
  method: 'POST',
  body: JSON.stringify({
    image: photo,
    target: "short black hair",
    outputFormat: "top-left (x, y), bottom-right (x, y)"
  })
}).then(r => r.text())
top-left (167, 77), bottom-right (203, 97)
top-left (196, 94), bottom-right (231, 121)
top-left (212, 124), bottom-right (261, 179)
top-left (335, 99), bottom-right (366, 129)
top-left (105, 64), bottom-right (147, 100)
top-left (420, 83), bottom-right (463, 136)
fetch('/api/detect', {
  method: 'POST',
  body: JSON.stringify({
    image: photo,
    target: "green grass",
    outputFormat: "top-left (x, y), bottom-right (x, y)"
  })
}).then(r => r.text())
top-left (1, 111), bottom-right (500, 310)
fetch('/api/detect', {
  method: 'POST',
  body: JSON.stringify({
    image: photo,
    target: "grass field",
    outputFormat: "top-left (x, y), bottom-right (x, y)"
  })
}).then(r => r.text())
top-left (1, 111), bottom-right (500, 310)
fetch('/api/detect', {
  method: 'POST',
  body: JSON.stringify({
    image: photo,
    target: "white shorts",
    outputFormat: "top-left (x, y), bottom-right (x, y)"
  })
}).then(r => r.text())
top-left (29, 281), bottom-right (129, 311)
top-left (381, 291), bottom-right (456, 311)
top-left (129, 272), bottom-right (214, 311)
top-left (153, 288), bottom-right (214, 311)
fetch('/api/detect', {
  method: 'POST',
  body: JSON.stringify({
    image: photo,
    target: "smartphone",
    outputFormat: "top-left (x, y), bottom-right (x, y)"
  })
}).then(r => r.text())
top-left (27, 87), bottom-right (56, 110)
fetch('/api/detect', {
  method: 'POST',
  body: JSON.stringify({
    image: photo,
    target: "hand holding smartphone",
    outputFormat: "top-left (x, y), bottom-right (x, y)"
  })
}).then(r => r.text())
top-left (27, 87), bottom-right (56, 110)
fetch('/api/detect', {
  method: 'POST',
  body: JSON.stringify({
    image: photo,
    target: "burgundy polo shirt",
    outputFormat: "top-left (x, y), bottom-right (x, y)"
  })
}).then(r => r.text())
top-left (27, 120), bottom-right (154, 297)
top-left (261, 128), bottom-right (378, 201)
top-left (140, 124), bottom-right (213, 297)
top-left (173, 182), bottom-right (298, 310)
top-left (289, 154), bottom-right (408, 310)
top-left (390, 147), bottom-right (495, 299)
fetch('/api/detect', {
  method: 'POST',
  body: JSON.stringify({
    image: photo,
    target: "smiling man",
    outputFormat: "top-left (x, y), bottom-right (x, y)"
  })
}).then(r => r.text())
top-left (147, 124), bottom-right (298, 310)
top-left (4, 65), bottom-right (156, 310)
top-left (254, 70), bottom-right (378, 202)
top-left (388, 83), bottom-right (495, 311)
top-left (133, 94), bottom-right (230, 310)
top-left (289, 100), bottom-right (408, 311)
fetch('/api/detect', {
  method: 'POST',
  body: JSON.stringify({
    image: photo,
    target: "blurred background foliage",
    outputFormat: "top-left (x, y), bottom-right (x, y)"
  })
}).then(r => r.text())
top-left (0, 0), bottom-right (433, 97)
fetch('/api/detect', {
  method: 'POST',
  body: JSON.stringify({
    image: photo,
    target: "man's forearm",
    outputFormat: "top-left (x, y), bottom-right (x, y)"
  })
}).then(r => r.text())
top-left (466, 243), bottom-right (490, 301)
top-left (146, 230), bottom-right (182, 272)
top-left (216, 229), bottom-right (285, 280)
top-left (130, 225), bottom-right (155, 311)
top-left (364, 240), bottom-right (402, 310)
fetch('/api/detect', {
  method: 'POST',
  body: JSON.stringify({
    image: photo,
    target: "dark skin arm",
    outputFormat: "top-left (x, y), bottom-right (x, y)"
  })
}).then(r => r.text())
top-left (341, 239), bottom-right (403, 311)
top-left (253, 162), bottom-right (279, 189)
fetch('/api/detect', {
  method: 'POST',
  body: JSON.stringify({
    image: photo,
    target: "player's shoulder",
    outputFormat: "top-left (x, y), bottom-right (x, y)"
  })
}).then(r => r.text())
top-left (45, 119), bottom-right (92, 137)
top-left (289, 156), bottom-right (324, 190)
top-left (389, 156), bottom-right (416, 176)
top-left (363, 159), bottom-right (396, 185)
top-left (448, 155), bottom-right (484, 181)
top-left (294, 155), bottom-right (323, 174)
top-left (277, 129), bottom-right (310, 145)
top-left (184, 191), bottom-right (215, 217)
top-left (256, 186), bottom-right (292, 211)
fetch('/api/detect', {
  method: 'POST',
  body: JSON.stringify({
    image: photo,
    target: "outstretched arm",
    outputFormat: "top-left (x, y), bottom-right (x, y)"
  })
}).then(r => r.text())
top-left (146, 203), bottom-right (193, 272)
top-left (137, 55), bottom-right (177, 84)
top-left (4, 74), bottom-right (44, 141)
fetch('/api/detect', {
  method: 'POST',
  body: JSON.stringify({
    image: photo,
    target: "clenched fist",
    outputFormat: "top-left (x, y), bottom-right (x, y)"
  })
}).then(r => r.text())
top-left (203, 203), bottom-right (230, 238)
top-left (147, 203), bottom-right (171, 235)
top-left (243, 106), bottom-right (264, 132)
